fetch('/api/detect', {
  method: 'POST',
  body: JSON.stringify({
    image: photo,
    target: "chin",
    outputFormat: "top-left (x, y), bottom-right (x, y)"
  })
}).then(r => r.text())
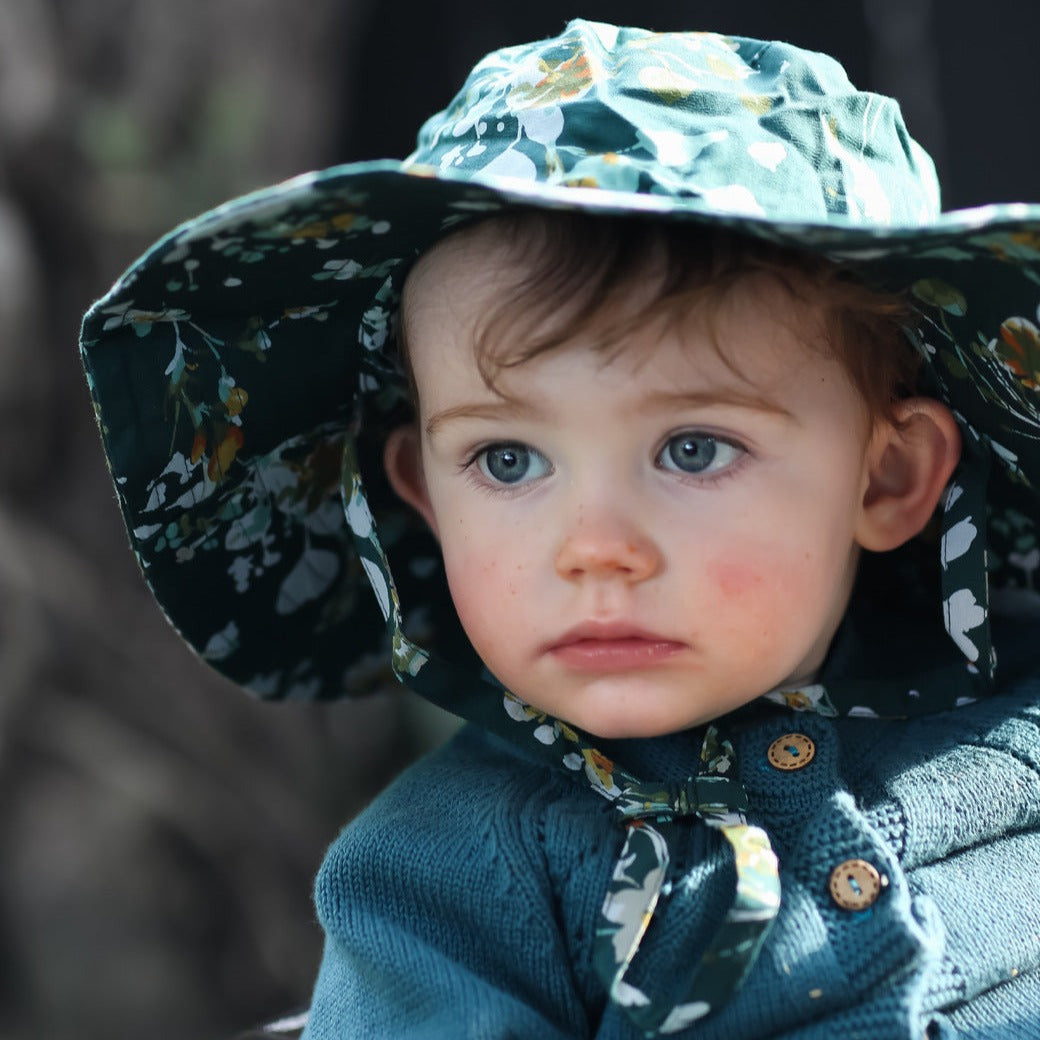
top-left (513, 673), bottom-right (753, 741)
top-left (574, 711), bottom-right (705, 741)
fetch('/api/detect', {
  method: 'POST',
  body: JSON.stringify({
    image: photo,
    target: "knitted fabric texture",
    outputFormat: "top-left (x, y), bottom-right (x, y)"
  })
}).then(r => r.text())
top-left (303, 678), bottom-right (1040, 1039)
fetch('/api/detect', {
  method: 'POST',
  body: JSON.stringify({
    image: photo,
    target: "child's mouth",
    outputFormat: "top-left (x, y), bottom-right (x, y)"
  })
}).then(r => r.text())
top-left (546, 623), bottom-right (686, 671)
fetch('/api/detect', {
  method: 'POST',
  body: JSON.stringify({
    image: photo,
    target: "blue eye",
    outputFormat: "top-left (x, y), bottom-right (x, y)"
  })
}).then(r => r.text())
top-left (478, 444), bottom-right (551, 485)
top-left (658, 432), bottom-right (743, 475)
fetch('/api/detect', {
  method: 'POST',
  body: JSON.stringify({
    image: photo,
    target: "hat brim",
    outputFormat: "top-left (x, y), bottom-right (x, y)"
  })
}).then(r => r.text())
top-left (81, 159), bottom-right (1040, 700)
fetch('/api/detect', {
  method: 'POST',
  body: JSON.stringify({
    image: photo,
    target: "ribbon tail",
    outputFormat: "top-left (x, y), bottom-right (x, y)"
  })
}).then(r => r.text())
top-left (594, 820), bottom-right (670, 1014)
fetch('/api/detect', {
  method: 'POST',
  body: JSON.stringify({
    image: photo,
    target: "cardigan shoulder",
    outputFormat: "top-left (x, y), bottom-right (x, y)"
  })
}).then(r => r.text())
top-left (305, 724), bottom-right (614, 1039)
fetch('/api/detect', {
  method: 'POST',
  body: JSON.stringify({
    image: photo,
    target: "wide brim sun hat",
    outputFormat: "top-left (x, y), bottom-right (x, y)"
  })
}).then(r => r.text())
top-left (81, 19), bottom-right (1040, 1032)
top-left (81, 18), bottom-right (1040, 709)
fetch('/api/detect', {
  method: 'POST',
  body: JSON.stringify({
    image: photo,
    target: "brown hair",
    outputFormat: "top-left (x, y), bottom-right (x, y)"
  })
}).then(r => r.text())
top-left (399, 210), bottom-right (922, 421)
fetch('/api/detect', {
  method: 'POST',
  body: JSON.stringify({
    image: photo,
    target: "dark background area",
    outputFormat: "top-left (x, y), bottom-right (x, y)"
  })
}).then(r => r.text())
top-left (1, 2), bottom-right (1037, 1037)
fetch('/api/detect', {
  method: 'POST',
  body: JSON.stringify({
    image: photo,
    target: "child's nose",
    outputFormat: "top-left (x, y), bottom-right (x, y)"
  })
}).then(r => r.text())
top-left (554, 515), bottom-right (660, 583)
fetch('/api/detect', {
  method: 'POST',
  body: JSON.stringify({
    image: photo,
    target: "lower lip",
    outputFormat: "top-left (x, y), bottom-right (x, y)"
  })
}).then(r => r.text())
top-left (549, 638), bottom-right (686, 672)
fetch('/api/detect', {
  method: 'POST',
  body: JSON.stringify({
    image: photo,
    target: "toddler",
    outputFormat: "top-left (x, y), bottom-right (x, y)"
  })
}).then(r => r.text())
top-left (81, 20), bottom-right (1040, 1038)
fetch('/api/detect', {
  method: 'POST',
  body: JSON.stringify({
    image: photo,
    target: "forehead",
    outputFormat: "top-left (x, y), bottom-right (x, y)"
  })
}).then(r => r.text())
top-left (402, 221), bottom-right (515, 329)
top-left (400, 217), bottom-right (832, 392)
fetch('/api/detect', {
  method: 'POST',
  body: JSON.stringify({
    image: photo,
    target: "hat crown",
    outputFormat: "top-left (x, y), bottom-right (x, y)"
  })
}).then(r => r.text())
top-left (408, 20), bottom-right (940, 226)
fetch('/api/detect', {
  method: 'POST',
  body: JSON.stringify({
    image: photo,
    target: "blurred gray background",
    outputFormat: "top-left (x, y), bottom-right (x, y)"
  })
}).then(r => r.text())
top-left (1, 2), bottom-right (1037, 1037)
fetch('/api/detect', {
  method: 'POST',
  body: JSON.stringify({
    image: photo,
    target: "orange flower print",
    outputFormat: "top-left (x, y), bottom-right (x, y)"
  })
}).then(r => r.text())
top-left (583, 747), bottom-right (616, 790)
top-left (224, 386), bottom-right (249, 417)
top-left (1010, 231), bottom-right (1040, 254)
top-left (285, 212), bottom-right (357, 239)
top-left (536, 52), bottom-right (593, 100)
top-left (207, 426), bottom-right (245, 481)
top-left (996, 317), bottom-right (1040, 389)
top-left (515, 52), bottom-right (595, 108)
top-left (777, 689), bottom-right (813, 711)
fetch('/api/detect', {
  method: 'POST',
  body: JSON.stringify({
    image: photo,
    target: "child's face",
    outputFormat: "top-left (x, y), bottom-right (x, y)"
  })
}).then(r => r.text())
top-left (392, 224), bottom-right (888, 740)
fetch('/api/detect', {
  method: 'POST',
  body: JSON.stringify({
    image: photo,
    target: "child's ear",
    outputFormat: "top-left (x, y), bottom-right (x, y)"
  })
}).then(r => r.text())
top-left (856, 398), bottom-right (962, 552)
top-left (383, 424), bottom-right (439, 537)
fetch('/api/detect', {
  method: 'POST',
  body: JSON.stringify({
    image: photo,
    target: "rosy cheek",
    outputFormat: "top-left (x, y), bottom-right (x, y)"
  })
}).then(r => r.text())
top-left (706, 559), bottom-right (767, 600)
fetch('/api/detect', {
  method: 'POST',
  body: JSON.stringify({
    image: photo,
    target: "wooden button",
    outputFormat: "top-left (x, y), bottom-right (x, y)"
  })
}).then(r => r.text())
top-left (767, 733), bottom-right (816, 771)
top-left (829, 859), bottom-right (884, 911)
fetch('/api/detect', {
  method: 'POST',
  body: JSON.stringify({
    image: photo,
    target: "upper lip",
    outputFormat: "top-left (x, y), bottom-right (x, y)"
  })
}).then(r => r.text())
top-left (545, 620), bottom-right (680, 649)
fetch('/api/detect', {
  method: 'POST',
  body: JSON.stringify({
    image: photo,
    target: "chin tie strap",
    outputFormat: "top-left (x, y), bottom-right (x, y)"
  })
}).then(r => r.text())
top-left (590, 724), bottom-right (780, 1036)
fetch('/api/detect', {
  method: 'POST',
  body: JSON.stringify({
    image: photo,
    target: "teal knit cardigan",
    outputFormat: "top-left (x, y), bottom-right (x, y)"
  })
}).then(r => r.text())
top-left (303, 679), bottom-right (1040, 1038)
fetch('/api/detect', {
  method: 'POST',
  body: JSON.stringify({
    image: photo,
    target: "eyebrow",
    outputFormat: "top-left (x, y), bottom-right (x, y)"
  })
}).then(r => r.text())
top-left (424, 387), bottom-right (794, 437)
top-left (643, 388), bottom-right (797, 421)
top-left (424, 399), bottom-right (544, 437)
